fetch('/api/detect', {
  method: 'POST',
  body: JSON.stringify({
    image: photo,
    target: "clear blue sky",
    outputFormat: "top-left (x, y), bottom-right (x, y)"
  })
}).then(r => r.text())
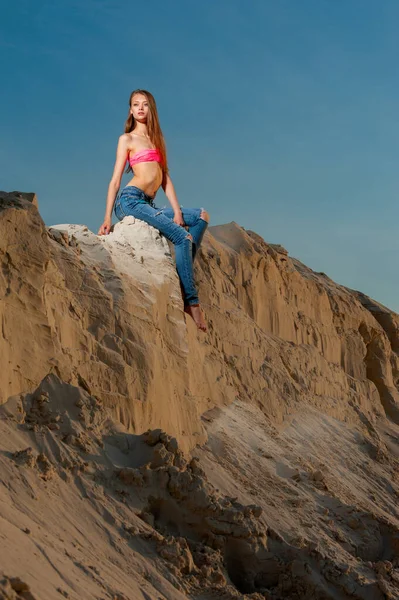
top-left (1, 0), bottom-right (398, 312)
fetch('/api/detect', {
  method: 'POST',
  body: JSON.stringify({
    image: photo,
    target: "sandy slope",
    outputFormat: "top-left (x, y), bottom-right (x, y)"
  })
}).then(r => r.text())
top-left (0, 375), bottom-right (264, 600)
top-left (1, 375), bottom-right (398, 599)
top-left (196, 401), bottom-right (399, 598)
top-left (1, 191), bottom-right (399, 599)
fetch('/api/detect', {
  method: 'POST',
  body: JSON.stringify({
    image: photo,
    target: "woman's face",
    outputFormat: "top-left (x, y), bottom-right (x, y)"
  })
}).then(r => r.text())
top-left (130, 94), bottom-right (149, 122)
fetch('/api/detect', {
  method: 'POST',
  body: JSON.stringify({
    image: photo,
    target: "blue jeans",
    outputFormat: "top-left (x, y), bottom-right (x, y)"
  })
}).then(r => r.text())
top-left (114, 185), bottom-right (208, 306)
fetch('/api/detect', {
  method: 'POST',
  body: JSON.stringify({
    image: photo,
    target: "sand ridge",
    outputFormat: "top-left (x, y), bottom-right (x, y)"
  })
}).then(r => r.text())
top-left (0, 191), bottom-right (398, 598)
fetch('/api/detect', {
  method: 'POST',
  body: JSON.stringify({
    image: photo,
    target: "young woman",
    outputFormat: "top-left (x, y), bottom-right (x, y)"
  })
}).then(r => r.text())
top-left (98, 89), bottom-right (209, 332)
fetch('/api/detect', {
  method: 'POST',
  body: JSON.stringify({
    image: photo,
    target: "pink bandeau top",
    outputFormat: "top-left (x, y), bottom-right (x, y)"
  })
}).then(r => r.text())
top-left (127, 148), bottom-right (162, 167)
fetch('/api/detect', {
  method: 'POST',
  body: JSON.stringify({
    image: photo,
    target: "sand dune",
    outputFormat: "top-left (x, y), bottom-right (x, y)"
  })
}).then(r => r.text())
top-left (0, 191), bottom-right (398, 599)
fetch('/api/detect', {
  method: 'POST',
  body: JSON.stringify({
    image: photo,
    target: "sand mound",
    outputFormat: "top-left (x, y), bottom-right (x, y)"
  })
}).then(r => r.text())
top-left (0, 374), bottom-right (268, 598)
top-left (1, 191), bottom-right (398, 598)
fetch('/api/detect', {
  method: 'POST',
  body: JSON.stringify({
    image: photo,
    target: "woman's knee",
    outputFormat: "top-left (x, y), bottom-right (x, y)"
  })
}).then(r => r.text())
top-left (200, 209), bottom-right (210, 223)
top-left (174, 229), bottom-right (193, 246)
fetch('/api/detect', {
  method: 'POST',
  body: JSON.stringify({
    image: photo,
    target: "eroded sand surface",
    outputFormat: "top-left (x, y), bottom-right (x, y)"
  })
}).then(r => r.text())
top-left (1, 191), bottom-right (399, 599)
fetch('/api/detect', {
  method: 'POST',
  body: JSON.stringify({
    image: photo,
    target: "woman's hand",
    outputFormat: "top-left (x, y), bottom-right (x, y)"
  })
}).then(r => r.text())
top-left (173, 210), bottom-right (185, 227)
top-left (98, 217), bottom-right (112, 235)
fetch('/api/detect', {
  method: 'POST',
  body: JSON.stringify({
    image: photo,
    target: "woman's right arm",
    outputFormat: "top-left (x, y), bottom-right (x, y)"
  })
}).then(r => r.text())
top-left (98, 134), bottom-right (130, 235)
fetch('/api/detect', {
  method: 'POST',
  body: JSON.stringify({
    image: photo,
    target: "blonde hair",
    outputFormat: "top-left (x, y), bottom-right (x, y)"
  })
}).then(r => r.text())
top-left (124, 89), bottom-right (169, 175)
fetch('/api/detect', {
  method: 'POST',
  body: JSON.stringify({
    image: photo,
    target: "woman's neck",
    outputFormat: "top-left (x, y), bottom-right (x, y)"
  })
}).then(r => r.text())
top-left (133, 125), bottom-right (149, 137)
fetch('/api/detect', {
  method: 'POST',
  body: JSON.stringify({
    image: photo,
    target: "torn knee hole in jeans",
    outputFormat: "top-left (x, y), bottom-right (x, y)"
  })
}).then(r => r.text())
top-left (200, 208), bottom-right (210, 223)
top-left (186, 233), bottom-right (193, 241)
top-left (155, 210), bottom-right (163, 216)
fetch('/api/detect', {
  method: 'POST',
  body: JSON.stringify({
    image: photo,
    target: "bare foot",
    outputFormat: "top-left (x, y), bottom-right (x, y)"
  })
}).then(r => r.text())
top-left (184, 304), bottom-right (207, 332)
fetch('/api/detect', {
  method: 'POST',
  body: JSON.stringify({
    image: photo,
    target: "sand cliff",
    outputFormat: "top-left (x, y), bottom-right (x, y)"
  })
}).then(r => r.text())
top-left (0, 191), bottom-right (398, 599)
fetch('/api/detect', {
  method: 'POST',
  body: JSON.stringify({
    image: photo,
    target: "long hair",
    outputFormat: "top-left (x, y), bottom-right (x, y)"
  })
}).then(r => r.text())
top-left (124, 89), bottom-right (169, 175)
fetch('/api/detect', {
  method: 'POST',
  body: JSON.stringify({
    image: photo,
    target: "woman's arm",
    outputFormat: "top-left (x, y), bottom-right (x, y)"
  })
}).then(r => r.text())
top-left (98, 135), bottom-right (129, 235)
top-left (162, 172), bottom-right (184, 226)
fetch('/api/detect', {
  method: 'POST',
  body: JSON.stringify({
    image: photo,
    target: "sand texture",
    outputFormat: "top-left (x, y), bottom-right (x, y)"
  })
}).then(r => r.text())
top-left (0, 190), bottom-right (398, 599)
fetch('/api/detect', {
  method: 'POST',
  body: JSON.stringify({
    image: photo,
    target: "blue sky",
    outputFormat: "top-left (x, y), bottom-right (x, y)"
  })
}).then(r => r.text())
top-left (1, 0), bottom-right (398, 312)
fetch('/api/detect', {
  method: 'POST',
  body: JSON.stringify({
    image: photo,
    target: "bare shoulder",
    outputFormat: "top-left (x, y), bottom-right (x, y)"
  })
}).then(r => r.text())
top-left (118, 133), bottom-right (131, 147)
top-left (119, 132), bottom-right (137, 152)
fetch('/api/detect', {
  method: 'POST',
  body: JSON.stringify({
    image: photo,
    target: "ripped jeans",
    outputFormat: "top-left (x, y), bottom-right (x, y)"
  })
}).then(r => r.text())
top-left (114, 185), bottom-right (208, 306)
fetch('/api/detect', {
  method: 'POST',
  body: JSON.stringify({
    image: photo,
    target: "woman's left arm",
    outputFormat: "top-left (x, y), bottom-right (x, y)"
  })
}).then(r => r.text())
top-left (162, 173), bottom-right (185, 226)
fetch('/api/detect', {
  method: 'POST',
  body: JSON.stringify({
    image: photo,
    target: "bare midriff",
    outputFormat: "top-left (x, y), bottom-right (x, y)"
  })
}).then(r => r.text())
top-left (126, 161), bottom-right (163, 197)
